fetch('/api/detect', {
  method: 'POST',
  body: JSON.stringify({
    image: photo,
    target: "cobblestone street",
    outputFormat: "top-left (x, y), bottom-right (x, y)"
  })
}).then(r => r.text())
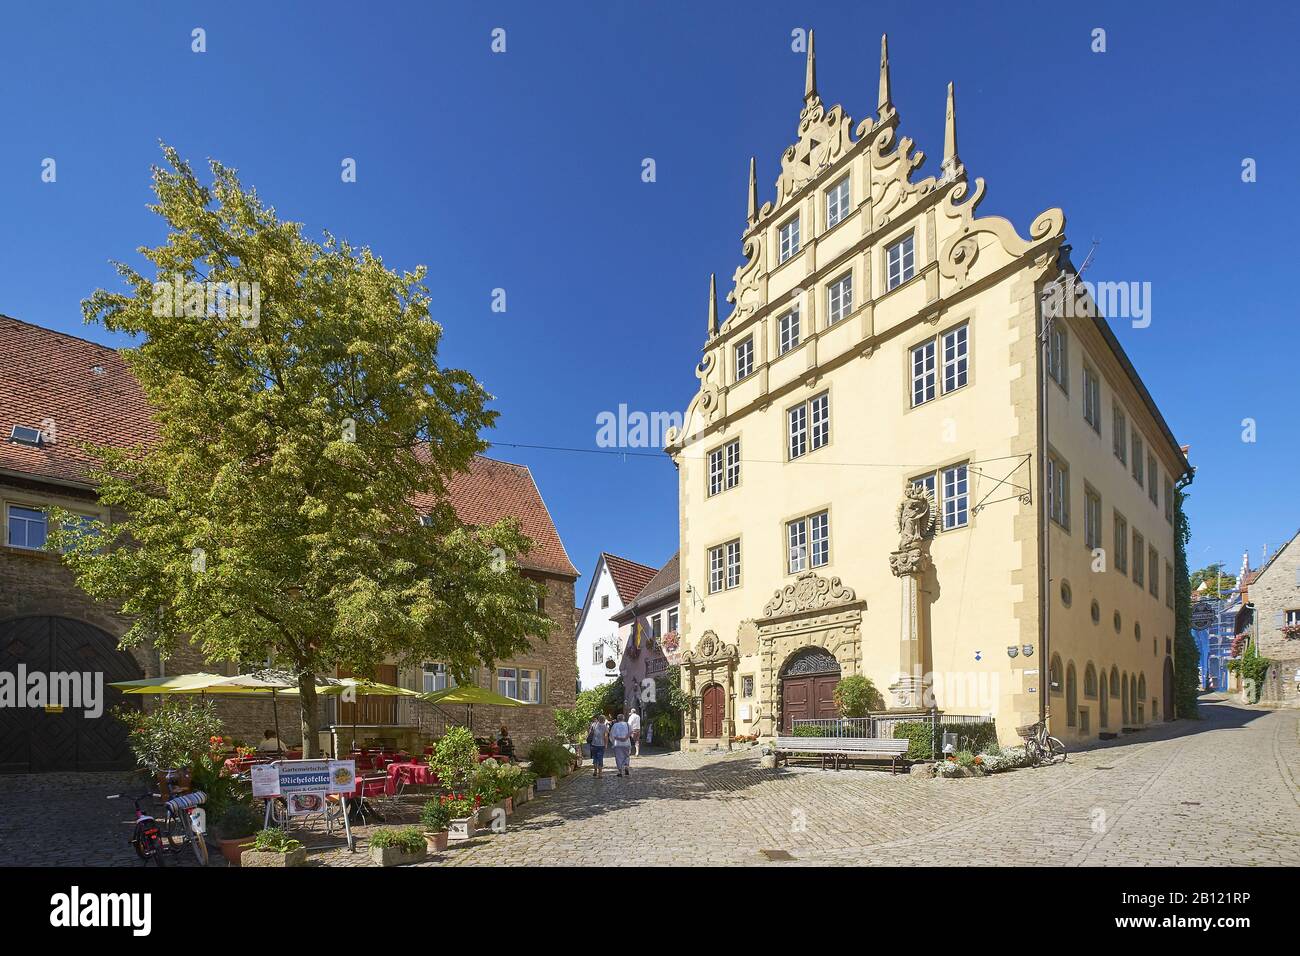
top-left (3, 698), bottom-right (1295, 867)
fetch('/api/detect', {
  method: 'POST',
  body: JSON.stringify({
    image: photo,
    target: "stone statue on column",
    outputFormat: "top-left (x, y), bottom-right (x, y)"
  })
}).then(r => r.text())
top-left (889, 484), bottom-right (936, 709)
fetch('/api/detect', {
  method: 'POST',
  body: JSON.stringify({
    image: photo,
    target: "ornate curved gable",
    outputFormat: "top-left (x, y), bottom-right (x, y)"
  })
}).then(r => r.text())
top-left (763, 570), bottom-right (861, 621)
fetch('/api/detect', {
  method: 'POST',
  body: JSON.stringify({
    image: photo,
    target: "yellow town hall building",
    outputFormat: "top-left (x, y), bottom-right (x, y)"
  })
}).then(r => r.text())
top-left (666, 33), bottom-right (1189, 749)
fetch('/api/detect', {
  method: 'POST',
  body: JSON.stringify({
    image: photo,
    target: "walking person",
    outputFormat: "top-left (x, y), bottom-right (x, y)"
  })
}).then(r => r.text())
top-left (628, 707), bottom-right (642, 756)
top-left (587, 713), bottom-right (609, 777)
top-left (610, 712), bottom-right (633, 777)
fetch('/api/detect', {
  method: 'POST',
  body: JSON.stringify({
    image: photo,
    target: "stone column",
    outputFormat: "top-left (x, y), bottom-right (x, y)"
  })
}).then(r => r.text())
top-left (889, 547), bottom-right (930, 709)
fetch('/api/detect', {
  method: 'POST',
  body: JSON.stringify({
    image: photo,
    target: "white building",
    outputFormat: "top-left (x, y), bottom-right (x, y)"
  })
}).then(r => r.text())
top-left (575, 553), bottom-right (657, 691)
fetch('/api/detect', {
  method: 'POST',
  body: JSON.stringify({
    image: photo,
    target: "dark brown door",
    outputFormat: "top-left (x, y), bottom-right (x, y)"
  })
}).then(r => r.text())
top-left (781, 674), bottom-right (840, 731)
top-left (0, 616), bottom-right (142, 772)
top-left (700, 684), bottom-right (724, 738)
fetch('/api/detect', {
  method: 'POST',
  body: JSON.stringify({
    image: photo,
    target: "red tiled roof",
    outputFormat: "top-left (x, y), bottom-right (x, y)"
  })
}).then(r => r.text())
top-left (0, 314), bottom-right (577, 578)
top-left (0, 314), bottom-right (158, 487)
top-left (420, 456), bottom-right (578, 578)
top-left (603, 553), bottom-right (658, 604)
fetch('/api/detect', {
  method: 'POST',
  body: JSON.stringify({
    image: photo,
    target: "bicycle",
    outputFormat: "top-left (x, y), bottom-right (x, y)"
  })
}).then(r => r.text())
top-left (107, 791), bottom-right (167, 866)
top-left (116, 791), bottom-right (209, 864)
top-left (1017, 720), bottom-right (1067, 766)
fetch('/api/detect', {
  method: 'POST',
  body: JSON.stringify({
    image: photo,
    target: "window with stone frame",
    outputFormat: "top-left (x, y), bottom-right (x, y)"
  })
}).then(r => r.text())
top-left (1114, 512), bottom-right (1129, 574)
top-left (825, 176), bottom-right (850, 229)
top-left (1083, 364), bottom-right (1101, 432)
top-left (779, 216), bottom-right (801, 263)
top-left (1048, 454), bottom-right (1070, 530)
top-left (1148, 455), bottom-right (1159, 506)
top-left (886, 233), bottom-right (915, 289)
top-left (826, 271), bottom-right (853, 325)
top-left (1113, 404), bottom-right (1127, 464)
top-left (1133, 529), bottom-right (1145, 588)
top-left (734, 336), bottom-right (754, 380)
top-left (778, 306), bottom-right (801, 355)
top-left (1132, 429), bottom-right (1145, 487)
top-left (741, 675), bottom-right (755, 698)
top-left (1084, 486), bottom-right (1102, 550)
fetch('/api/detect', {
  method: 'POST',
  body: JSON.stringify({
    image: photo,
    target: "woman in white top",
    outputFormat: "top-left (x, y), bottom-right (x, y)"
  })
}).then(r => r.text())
top-left (609, 713), bottom-right (633, 777)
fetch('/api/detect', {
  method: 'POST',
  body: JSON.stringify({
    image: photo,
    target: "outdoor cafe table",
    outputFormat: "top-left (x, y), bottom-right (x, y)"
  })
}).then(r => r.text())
top-left (387, 761), bottom-right (436, 790)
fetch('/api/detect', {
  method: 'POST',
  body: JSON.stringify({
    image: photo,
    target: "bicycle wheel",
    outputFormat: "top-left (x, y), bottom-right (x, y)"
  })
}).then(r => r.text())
top-left (190, 824), bottom-right (209, 866)
top-left (163, 808), bottom-right (189, 853)
top-left (1046, 736), bottom-right (1067, 763)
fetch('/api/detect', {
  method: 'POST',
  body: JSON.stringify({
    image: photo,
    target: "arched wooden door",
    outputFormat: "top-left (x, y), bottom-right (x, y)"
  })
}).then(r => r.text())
top-left (1162, 657), bottom-right (1175, 720)
top-left (1121, 674), bottom-right (1130, 725)
top-left (779, 648), bottom-right (841, 732)
top-left (700, 684), bottom-right (725, 739)
top-left (0, 616), bottom-right (143, 772)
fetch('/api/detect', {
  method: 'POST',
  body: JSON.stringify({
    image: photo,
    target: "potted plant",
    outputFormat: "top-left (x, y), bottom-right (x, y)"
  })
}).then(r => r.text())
top-left (443, 795), bottom-right (478, 841)
top-left (471, 761), bottom-right (512, 819)
top-left (497, 763), bottom-right (530, 807)
top-left (241, 828), bottom-right (307, 868)
top-left (428, 726), bottom-right (478, 795)
top-left (419, 798), bottom-right (451, 852)
top-left (368, 826), bottom-right (427, 866)
top-left (215, 801), bottom-right (263, 865)
top-left (525, 737), bottom-right (570, 791)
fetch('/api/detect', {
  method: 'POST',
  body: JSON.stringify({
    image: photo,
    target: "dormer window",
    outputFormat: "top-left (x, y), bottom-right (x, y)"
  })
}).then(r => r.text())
top-left (9, 425), bottom-right (43, 447)
top-left (778, 217), bottom-right (801, 264)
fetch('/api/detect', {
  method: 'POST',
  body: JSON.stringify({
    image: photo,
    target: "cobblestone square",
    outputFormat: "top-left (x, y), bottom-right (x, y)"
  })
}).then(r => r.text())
top-left (1, 698), bottom-right (1295, 868)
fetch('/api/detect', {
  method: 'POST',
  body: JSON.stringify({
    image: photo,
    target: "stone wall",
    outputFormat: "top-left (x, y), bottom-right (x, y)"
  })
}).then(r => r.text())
top-left (1252, 539), bottom-right (1300, 702)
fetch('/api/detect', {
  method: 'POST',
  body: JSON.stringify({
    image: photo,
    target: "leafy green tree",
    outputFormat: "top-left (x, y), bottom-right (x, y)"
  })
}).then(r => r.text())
top-left (1174, 487), bottom-right (1201, 718)
top-left (1189, 563), bottom-right (1237, 599)
top-left (51, 147), bottom-right (551, 755)
top-left (833, 675), bottom-right (884, 717)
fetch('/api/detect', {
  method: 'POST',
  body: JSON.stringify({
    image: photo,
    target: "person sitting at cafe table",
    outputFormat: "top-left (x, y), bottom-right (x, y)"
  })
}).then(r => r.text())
top-left (495, 725), bottom-right (515, 760)
top-left (257, 728), bottom-right (287, 752)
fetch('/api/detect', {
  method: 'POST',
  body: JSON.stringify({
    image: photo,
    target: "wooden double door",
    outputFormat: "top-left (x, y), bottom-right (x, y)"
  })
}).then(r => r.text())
top-left (700, 684), bottom-right (725, 738)
top-left (0, 615), bottom-right (142, 772)
top-left (780, 673), bottom-right (840, 732)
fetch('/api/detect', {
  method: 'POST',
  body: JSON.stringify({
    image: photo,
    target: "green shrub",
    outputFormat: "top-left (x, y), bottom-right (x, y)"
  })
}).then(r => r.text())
top-left (526, 737), bottom-right (572, 778)
top-left (370, 826), bottom-right (424, 852)
top-left (1227, 640), bottom-right (1271, 704)
top-left (251, 828), bottom-right (303, 854)
top-left (792, 725), bottom-right (824, 738)
top-left (117, 700), bottom-right (223, 774)
top-left (216, 800), bottom-right (263, 840)
top-left (833, 675), bottom-right (883, 717)
top-left (429, 726), bottom-right (477, 793)
top-left (892, 720), bottom-right (998, 760)
top-left (420, 799), bottom-right (451, 832)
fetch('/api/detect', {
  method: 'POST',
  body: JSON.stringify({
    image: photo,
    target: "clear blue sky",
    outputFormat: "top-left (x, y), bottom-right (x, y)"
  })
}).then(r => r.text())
top-left (2, 1), bottom-right (1297, 592)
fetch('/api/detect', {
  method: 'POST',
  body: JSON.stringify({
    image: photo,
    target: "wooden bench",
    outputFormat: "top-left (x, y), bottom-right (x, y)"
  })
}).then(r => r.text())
top-left (774, 736), bottom-right (910, 774)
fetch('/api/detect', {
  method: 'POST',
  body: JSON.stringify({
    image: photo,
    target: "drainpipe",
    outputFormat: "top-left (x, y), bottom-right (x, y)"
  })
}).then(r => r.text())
top-left (1037, 277), bottom-right (1054, 730)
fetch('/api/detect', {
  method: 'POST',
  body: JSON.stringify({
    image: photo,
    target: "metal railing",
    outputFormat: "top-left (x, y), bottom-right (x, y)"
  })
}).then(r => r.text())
top-left (790, 713), bottom-right (995, 758)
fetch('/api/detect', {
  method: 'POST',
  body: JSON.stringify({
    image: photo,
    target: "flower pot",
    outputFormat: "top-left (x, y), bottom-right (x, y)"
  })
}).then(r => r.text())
top-left (218, 836), bottom-right (256, 866)
top-left (424, 830), bottom-right (449, 852)
top-left (370, 844), bottom-right (426, 867)
top-left (514, 786), bottom-right (532, 805)
top-left (242, 847), bottom-right (307, 868)
top-left (534, 776), bottom-right (555, 791)
top-left (449, 815), bottom-right (477, 841)
top-left (501, 796), bottom-right (514, 816)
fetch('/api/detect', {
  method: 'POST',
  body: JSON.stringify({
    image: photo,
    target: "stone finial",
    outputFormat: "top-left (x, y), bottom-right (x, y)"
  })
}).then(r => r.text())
top-left (878, 34), bottom-right (893, 117)
top-left (747, 156), bottom-right (757, 224)
top-left (804, 29), bottom-right (817, 102)
top-left (707, 273), bottom-right (718, 337)
top-left (942, 81), bottom-right (962, 180)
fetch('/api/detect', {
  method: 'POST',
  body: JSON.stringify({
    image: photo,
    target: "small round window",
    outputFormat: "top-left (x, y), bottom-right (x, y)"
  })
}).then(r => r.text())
top-left (1113, 610), bottom-right (1122, 633)
top-left (1091, 600), bottom-right (1101, 624)
top-left (1060, 579), bottom-right (1072, 608)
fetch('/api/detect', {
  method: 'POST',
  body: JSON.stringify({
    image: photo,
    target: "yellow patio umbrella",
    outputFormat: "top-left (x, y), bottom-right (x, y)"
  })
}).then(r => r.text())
top-left (421, 683), bottom-right (522, 736)
top-left (109, 672), bottom-right (263, 695)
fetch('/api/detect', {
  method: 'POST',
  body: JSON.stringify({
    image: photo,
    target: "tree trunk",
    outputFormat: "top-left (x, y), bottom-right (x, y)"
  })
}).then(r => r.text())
top-left (298, 671), bottom-right (320, 758)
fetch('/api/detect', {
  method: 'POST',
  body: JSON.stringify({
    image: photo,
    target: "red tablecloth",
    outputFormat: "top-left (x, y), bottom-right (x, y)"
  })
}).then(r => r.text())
top-left (387, 761), bottom-right (436, 788)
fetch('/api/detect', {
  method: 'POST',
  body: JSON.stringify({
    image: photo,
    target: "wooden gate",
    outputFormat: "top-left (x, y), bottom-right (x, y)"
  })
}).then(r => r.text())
top-left (0, 616), bottom-right (142, 772)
